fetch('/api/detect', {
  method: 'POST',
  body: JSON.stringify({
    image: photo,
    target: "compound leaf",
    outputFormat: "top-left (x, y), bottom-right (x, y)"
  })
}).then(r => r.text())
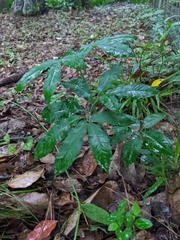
top-left (62, 78), bottom-right (92, 102)
top-left (16, 59), bottom-right (60, 92)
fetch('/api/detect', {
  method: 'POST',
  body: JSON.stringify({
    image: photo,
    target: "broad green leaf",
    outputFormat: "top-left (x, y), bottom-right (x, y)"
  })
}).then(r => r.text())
top-left (42, 101), bottom-right (83, 123)
top-left (135, 218), bottom-right (153, 230)
top-left (125, 211), bottom-right (135, 224)
top-left (88, 122), bottom-right (112, 172)
top-left (111, 127), bottom-right (133, 145)
top-left (43, 61), bottom-right (61, 103)
top-left (81, 203), bottom-right (109, 225)
top-left (35, 115), bottom-right (82, 158)
top-left (143, 177), bottom-right (165, 200)
top-left (108, 83), bottom-right (159, 98)
top-left (60, 44), bottom-right (93, 70)
top-left (22, 136), bottom-right (33, 151)
top-left (123, 134), bottom-right (142, 167)
top-left (143, 114), bottom-right (166, 129)
top-left (99, 94), bottom-right (119, 112)
top-left (54, 120), bottom-right (86, 175)
top-left (114, 114), bottom-right (140, 128)
top-left (143, 130), bottom-right (174, 156)
top-left (16, 59), bottom-right (60, 92)
top-left (91, 111), bottom-right (122, 125)
top-left (62, 78), bottom-right (92, 102)
top-left (97, 65), bottom-right (123, 93)
top-left (94, 35), bottom-right (136, 58)
top-left (118, 199), bottom-right (127, 213)
top-left (131, 202), bottom-right (140, 217)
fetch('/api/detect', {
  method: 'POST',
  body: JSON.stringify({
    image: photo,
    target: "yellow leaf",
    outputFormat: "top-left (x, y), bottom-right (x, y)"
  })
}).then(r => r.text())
top-left (151, 78), bottom-right (164, 87)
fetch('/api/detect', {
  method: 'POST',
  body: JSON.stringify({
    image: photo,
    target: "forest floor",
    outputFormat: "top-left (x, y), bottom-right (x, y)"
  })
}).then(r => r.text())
top-left (0, 2), bottom-right (180, 240)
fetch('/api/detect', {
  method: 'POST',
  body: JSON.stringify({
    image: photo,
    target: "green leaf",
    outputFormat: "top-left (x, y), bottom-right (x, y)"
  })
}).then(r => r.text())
top-left (16, 59), bottom-right (60, 92)
top-left (35, 115), bottom-right (82, 158)
top-left (108, 222), bottom-right (118, 231)
top-left (113, 113), bottom-right (140, 128)
top-left (111, 127), bottom-right (133, 145)
top-left (88, 122), bottom-right (112, 172)
top-left (54, 120), bottom-right (86, 175)
top-left (134, 218), bottom-right (153, 230)
top-left (143, 177), bottom-right (165, 200)
top-left (143, 130), bottom-right (174, 156)
top-left (108, 83), bottom-right (159, 98)
top-left (131, 202), bottom-right (140, 217)
top-left (123, 134), bottom-right (142, 167)
top-left (125, 211), bottom-right (135, 224)
top-left (143, 114), bottom-right (166, 129)
top-left (81, 203), bottom-right (109, 225)
top-left (43, 61), bottom-right (61, 103)
top-left (60, 44), bottom-right (93, 70)
top-left (91, 111), bottom-right (122, 125)
top-left (42, 101), bottom-right (83, 123)
top-left (97, 65), bottom-right (123, 93)
top-left (99, 94), bottom-right (119, 112)
top-left (62, 78), bottom-right (92, 102)
top-left (94, 35), bottom-right (136, 58)
top-left (22, 136), bottom-right (33, 151)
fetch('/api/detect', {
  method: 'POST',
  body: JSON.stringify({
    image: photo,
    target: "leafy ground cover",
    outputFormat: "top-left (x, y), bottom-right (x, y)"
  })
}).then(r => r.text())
top-left (0, 2), bottom-right (180, 239)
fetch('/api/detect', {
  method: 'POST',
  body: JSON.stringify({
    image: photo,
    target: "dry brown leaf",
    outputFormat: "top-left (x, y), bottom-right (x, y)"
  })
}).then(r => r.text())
top-left (7, 167), bottom-right (44, 188)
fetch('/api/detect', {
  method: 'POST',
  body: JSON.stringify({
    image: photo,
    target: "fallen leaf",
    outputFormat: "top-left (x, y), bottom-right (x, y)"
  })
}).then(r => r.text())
top-left (151, 78), bottom-right (164, 87)
top-left (26, 220), bottom-right (57, 240)
top-left (7, 167), bottom-right (44, 188)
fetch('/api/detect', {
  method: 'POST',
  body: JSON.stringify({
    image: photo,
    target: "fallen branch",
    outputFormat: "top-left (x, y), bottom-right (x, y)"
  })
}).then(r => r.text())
top-left (0, 72), bottom-right (26, 87)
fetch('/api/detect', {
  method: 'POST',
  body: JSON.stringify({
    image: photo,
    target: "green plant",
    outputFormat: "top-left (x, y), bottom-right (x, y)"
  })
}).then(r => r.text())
top-left (15, 34), bottom-right (175, 178)
top-left (45, 0), bottom-right (74, 9)
top-left (89, 0), bottom-right (113, 6)
top-left (81, 200), bottom-right (152, 239)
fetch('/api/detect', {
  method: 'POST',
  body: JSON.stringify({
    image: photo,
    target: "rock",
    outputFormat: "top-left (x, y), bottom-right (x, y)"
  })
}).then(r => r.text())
top-left (11, 0), bottom-right (47, 16)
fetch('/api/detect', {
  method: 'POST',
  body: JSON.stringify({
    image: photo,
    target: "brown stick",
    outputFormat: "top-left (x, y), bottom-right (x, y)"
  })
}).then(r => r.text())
top-left (0, 72), bottom-right (26, 87)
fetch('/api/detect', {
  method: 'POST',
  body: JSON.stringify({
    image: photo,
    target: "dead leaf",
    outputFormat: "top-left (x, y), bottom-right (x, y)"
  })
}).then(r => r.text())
top-left (19, 192), bottom-right (49, 206)
top-left (7, 167), bottom-right (44, 188)
top-left (79, 150), bottom-right (97, 176)
top-left (40, 153), bottom-right (55, 164)
top-left (26, 220), bottom-right (57, 240)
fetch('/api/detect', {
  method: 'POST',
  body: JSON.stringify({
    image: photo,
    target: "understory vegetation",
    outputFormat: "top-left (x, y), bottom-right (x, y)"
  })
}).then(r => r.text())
top-left (0, 1), bottom-right (180, 239)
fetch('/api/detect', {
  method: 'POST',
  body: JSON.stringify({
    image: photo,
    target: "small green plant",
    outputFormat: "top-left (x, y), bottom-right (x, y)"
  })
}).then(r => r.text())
top-left (81, 200), bottom-right (152, 239)
top-left (89, 0), bottom-right (113, 7)
top-left (15, 34), bottom-right (175, 178)
top-left (45, 0), bottom-right (74, 9)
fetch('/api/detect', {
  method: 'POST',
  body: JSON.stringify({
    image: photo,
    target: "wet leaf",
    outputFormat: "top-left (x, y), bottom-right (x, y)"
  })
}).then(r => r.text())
top-left (61, 50), bottom-right (88, 70)
top-left (99, 94), bottom-right (119, 112)
top-left (43, 61), bottom-right (61, 103)
top-left (143, 130), bottom-right (174, 156)
top-left (91, 111), bottom-right (122, 125)
top-left (35, 115), bottom-right (81, 158)
top-left (111, 126), bottom-right (133, 145)
top-left (54, 120), bottom-right (86, 176)
top-left (7, 167), bottom-right (44, 188)
top-left (26, 220), bottom-right (57, 240)
top-left (135, 218), bottom-right (153, 229)
top-left (81, 203), bottom-right (109, 225)
top-left (123, 134), bottom-right (142, 167)
top-left (94, 35), bottom-right (136, 58)
top-left (108, 83), bottom-right (159, 98)
top-left (42, 101), bottom-right (83, 123)
top-left (62, 78), bottom-right (92, 102)
top-left (16, 59), bottom-right (60, 92)
top-left (97, 65), bottom-right (123, 93)
top-left (143, 114), bottom-right (166, 129)
top-left (88, 122), bottom-right (112, 172)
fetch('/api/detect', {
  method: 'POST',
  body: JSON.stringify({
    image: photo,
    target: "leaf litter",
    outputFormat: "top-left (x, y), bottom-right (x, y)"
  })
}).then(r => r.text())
top-left (0, 2), bottom-right (180, 239)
